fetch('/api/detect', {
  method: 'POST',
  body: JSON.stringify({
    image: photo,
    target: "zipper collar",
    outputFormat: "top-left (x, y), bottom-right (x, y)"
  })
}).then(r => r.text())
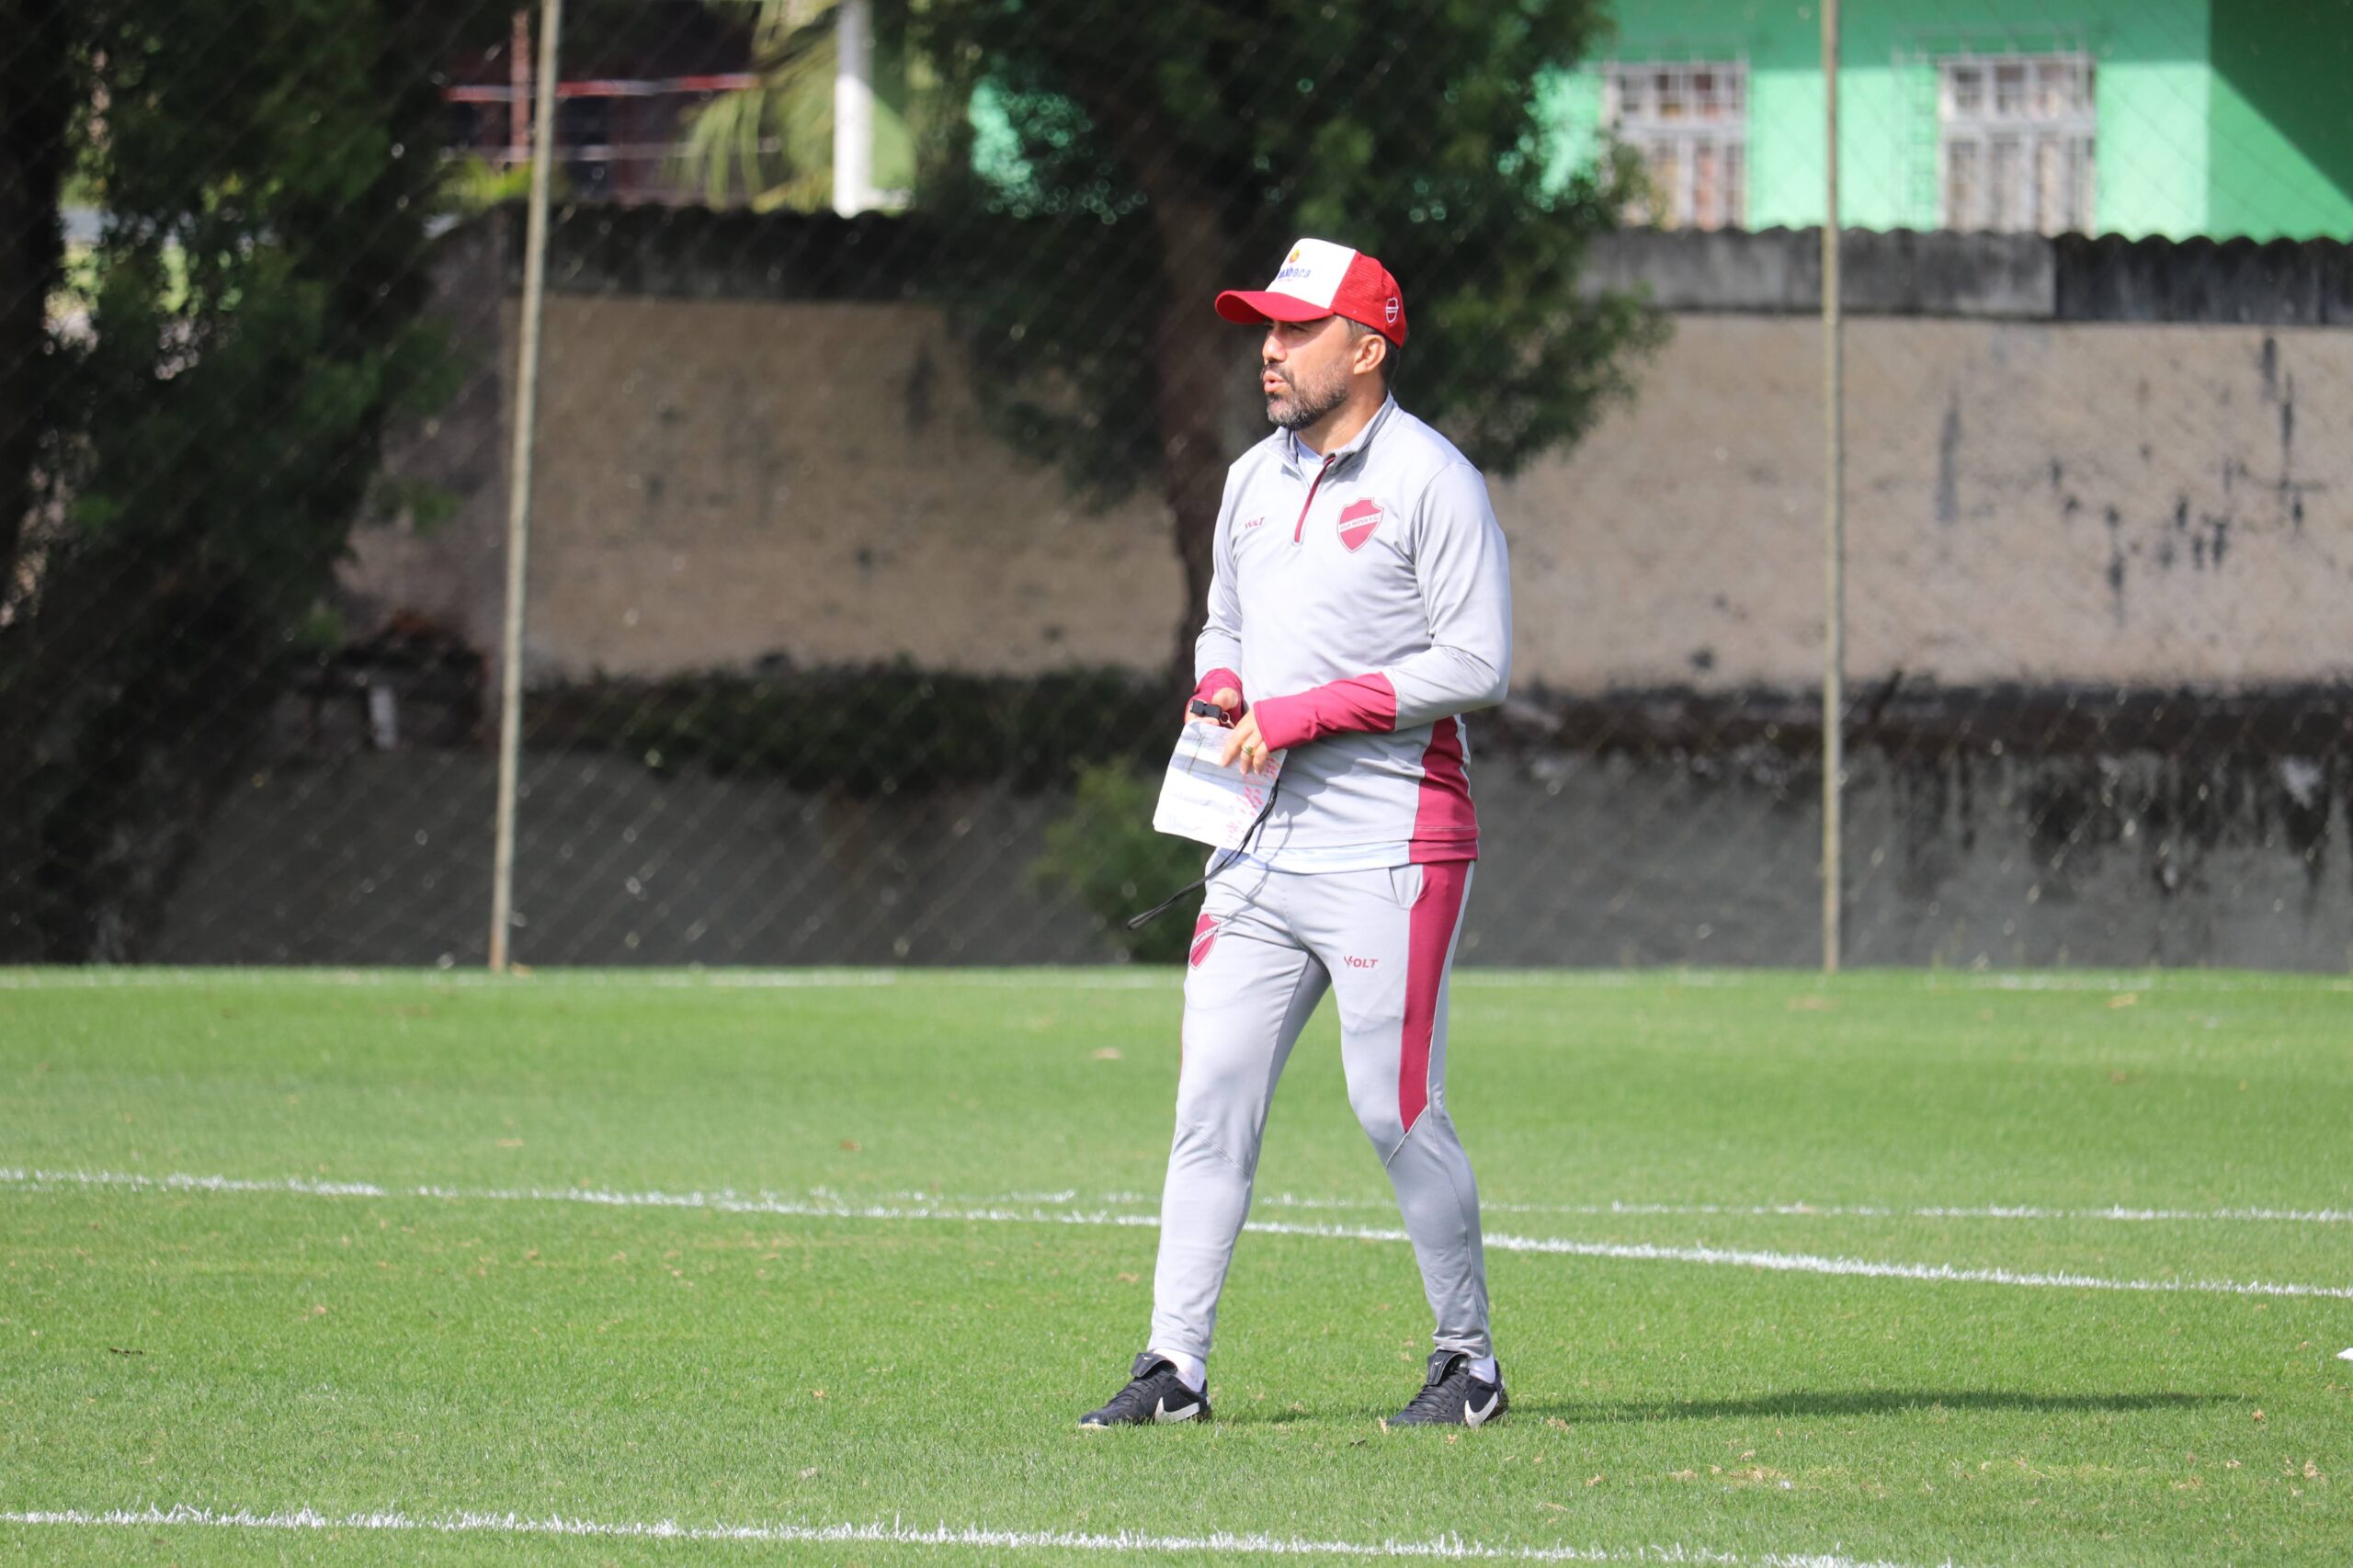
top-left (1281, 394), bottom-right (1399, 477)
top-left (1291, 449), bottom-right (1338, 543)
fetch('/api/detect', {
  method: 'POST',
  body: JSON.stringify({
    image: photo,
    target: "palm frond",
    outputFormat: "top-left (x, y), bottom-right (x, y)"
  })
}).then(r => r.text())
top-left (671, 0), bottom-right (846, 210)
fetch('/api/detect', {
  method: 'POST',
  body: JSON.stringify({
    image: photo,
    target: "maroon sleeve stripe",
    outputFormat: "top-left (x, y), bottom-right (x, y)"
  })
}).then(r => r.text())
top-left (1191, 666), bottom-right (1246, 716)
top-left (1252, 673), bottom-right (1397, 753)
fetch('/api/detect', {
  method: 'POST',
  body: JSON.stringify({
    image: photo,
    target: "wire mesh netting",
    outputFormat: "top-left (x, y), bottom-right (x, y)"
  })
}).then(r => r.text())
top-left (4, 0), bottom-right (2348, 971)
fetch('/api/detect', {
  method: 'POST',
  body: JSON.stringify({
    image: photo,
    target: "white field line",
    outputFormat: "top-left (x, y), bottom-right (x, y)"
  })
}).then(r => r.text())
top-left (0, 967), bottom-right (1167, 992)
top-left (1, 966), bottom-right (2343, 994)
top-left (901, 1188), bottom-right (2353, 1227)
top-left (20, 1164), bottom-right (2341, 1228)
top-left (10, 1167), bottom-right (2352, 1302)
top-left (0, 1506), bottom-right (1954, 1566)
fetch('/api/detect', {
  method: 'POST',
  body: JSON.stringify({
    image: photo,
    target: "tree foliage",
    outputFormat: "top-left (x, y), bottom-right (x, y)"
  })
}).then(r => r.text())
top-left (0, 0), bottom-right (482, 960)
top-left (675, 2), bottom-right (1660, 671)
top-left (674, 0), bottom-right (845, 210)
top-left (1029, 761), bottom-right (1205, 963)
top-left (672, 0), bottom-right (941, 212)
top-left (907, 0), bottom-right (1665, 665)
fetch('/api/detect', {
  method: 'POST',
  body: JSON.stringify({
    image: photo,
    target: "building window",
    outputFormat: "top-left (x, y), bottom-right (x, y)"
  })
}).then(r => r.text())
top-left (1938, 54), bottom-right (2095, 234)
top-left (1603, 61), bottom-right (1747, 231)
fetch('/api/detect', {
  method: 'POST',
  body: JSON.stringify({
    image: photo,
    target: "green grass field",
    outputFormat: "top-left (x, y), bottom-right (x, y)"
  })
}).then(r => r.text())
top-left (3, 967), bottom-right (2349, 1565)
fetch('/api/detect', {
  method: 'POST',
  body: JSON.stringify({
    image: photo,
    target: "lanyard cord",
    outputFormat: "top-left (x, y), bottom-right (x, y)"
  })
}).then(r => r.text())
top-left (1124, 773), bottom-right (1282, 931)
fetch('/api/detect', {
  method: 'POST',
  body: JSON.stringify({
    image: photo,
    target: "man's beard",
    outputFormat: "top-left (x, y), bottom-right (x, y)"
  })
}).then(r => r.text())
top-left (1265, 361), bottom-right (1350, 432)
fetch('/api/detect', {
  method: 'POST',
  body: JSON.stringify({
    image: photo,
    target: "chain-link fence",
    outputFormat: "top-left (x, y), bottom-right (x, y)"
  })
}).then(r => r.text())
top-left (5, 0), bottom-right (2348, 970)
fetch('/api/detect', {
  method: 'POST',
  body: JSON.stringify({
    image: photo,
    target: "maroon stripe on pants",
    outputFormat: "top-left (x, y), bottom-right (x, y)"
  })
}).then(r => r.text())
top-left (1407, 715), bottom-right (1478, 863)
top-left (1399, 860), bottom-right (1471, 1134)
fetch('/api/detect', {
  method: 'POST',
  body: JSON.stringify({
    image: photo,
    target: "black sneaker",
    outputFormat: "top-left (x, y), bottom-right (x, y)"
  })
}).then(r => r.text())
top-left (1388, 1350), bottom-right (1507, 1428)
top-left (1079, 1353), bottom-right (1211, 1427)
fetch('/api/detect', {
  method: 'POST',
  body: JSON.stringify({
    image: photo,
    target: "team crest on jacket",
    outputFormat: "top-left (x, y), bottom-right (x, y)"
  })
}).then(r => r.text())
top-left (1188, 914), bottom-right (1221, 968)
top-left (1336, 498), bottom-right (1383, 552)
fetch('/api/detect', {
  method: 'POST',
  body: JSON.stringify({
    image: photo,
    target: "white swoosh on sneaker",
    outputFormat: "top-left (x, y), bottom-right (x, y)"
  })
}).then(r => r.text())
top-left (1464, 1389), bottom-right (1500, 1426)
top-left (1153, 1397), bottom-right (1199, 1423)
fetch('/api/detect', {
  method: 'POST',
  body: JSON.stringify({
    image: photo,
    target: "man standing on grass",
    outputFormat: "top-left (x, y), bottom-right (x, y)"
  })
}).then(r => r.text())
top-left (1081, 239), bottom-right (1513, 1430)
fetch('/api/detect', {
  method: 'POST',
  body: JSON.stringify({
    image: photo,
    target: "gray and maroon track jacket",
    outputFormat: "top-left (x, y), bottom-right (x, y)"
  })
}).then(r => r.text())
top-left (1191, 396), bottom-right (1513, 869)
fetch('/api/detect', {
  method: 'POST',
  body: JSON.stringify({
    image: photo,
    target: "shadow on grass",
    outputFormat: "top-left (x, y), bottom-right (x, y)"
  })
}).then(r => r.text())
top-left (1527, 1389), bottom-right (2233, 1423)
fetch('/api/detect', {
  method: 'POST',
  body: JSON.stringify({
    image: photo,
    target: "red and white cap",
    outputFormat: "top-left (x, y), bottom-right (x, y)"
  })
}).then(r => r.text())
top-left (1215, 237), bottom-right (1408, 346)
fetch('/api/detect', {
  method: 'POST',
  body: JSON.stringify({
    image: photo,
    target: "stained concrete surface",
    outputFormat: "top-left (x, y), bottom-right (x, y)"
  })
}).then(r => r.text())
top-left (155, 745), bottom-right (2350, 971)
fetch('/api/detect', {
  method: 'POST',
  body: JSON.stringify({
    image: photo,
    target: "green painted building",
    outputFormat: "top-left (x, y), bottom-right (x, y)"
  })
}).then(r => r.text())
top-left (1553, 0), bottom-right (2353, 240)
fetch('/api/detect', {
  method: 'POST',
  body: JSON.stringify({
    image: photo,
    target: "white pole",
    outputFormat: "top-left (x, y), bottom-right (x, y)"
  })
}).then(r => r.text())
top-left (1820, 0), bottom-right (1846, 975)
top-left (489, 0), bottom-right (563, 973)
top-left (833, 0), bottom-right (875, 215)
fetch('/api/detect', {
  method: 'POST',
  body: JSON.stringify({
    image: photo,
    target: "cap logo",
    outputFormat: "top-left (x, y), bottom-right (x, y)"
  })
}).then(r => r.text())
top-left (1214, 238), bottom-right (1379, 331)
top-left (1384, 296), bottom-right (1400, 324)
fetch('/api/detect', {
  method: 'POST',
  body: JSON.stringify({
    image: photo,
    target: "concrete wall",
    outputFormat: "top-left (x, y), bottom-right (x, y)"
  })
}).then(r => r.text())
top-left (351, 217), bottom-right (514, 667)
top-left (1518, 312), bottom-right (2349, 691)
top-left (347, 242), bottom-right (2353, 697)
top-left (215, 220), bottom-right (2353, 972)
top-left (350, 289), bottom-right (1183, 681)
top-left (154, 744), bottom-right (2353, 971)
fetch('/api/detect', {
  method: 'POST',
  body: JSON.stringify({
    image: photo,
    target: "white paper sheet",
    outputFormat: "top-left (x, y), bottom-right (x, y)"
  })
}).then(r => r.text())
top-left (1152, 722), bottom-right (1284, 849)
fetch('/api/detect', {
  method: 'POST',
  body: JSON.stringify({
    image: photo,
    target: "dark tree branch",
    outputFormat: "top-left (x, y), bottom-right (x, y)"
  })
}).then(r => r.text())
top-left (0, 0), bottom-right (77, 593)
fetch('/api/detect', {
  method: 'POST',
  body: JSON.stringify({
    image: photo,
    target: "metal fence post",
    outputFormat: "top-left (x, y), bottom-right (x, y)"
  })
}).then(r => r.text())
top-left (488, 0), bottom-right (563, 972)
top-left (1821, 0), bottom-right (1846, 975)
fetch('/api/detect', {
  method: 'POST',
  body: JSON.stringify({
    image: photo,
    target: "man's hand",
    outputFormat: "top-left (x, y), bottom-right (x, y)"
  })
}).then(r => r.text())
top-left (1187, 685), bottom-right (1271, 773)
top-left (1186, 687), bottom-right (1242, 726)
top-left (1218, 707), bottom-right (1275, 776)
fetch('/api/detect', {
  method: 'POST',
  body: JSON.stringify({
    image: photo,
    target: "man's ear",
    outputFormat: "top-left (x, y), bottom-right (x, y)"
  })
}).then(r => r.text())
top-left (1357, 332), bottom-right (1389, 380)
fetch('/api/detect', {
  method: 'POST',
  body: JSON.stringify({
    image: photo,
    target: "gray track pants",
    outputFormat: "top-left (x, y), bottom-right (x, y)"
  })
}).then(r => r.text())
top-left (1147, 858), bottom-right (1491, 1365)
